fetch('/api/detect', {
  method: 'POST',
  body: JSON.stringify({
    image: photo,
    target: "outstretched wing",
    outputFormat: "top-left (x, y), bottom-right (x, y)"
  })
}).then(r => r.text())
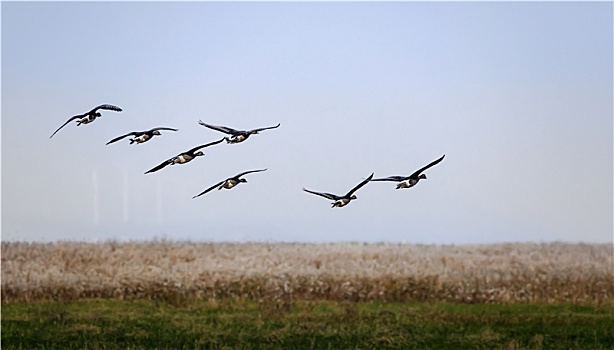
top-left (105, 131), bottom-right (139, 145)
top-left (235, 168), bottom-right (268, 178)
top-left (198, 120), bottom-right (239, 135)
top-left (409, 155), bottom-right (445, 178)
top-left (49, 115), bottom-right (83, 138)
top-left (91, 104), bottom-right (123, 113)
top-left (144, 159), bottom-right (172, 174)
top-left (303, 188), bottom-right (341, 201)
top-left (346, 173), bottom-right (374, 196)
top-left (370, 175), bottom-right (409, 183)
top-left (148, 127), bottom-right (179, 133)
top-left (192, 180), bottom-right (225, 199)
top-left (251, 123), bottom-right (281, 133)
top-left (186, 137), bottom-right (226, 154)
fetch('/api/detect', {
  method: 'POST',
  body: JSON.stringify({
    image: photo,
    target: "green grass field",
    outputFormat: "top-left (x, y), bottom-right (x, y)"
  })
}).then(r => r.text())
top-left (2, 299), bottom-right (613, 349)
top-left (3, 242), bottom-right (612, 348)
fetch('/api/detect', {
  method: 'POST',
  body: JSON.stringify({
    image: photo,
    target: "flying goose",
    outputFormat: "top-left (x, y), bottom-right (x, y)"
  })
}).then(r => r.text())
top-left (371, 155), bottom-right (445, 189)
top-left (192, 169), bottom-right (268, 199)
top-left (50, 104), bottom-right (123, 138)
top-left (198, 120), bottom-right (280, 144)
top-left (106, 127), bottom-right (178, 145)
top-left (303, 173), bottom-right (374, 208)
top-left (144, 138), bottom-right (225, 174)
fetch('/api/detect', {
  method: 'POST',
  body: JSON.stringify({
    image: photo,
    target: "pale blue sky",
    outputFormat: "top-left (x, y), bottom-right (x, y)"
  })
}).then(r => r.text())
top-left (2, 2), bottom-right (612, 243)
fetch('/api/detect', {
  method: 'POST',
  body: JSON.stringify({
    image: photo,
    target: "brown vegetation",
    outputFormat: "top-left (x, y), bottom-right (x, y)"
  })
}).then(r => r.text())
top-left (2, 241), bottom-right (612, 305)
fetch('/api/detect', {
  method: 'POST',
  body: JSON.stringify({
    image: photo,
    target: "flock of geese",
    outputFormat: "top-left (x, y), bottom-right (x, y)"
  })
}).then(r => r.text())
top-left (50, 104), bottom-right (445, 207)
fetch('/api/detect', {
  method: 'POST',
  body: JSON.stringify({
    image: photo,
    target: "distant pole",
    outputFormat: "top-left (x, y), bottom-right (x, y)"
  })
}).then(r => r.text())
top-left (123, 169), bottom-right (129, 222)
top-left (92, 170), bottom-right (100, 225)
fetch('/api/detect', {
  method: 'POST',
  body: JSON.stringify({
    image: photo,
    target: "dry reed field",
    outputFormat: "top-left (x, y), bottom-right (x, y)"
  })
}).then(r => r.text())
top-left (2, 241), bottom-right (612, 305)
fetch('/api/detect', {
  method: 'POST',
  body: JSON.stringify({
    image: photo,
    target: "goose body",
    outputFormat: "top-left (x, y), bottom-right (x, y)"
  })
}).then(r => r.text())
top-left (303, 173), bottom-right (374, 208)
top-left (371, 155), bottom-right (445, 189)
top-left (106, 127), bottom-right (178, 145)
top-left (144, 138), bottom-right (225, 174)
top-left (193, 169), bottom-right (268, 199)
top-left (198, 120), bottom-right (280, 144)
top-left (50, 104), bottom-right (123, 138)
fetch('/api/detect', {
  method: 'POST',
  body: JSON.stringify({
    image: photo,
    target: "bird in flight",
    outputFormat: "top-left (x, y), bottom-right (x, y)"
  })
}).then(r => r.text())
top-left (106, 127), bottom-right (178, 145)
top-left (192, 169), bottom-right (268, 199)
top-left (371, 155), bottom-right (445, 189)
top-left (198, 120), bottom-right (280, 144)
top-left (144, 138), bottom-right (225, 174)
top-left (50, 104), bottom-right (123, 138)
top-left (303, 173), bottom-right (374, 208)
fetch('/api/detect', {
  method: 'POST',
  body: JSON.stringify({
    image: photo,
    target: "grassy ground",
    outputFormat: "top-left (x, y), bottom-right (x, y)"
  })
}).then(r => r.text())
top-left (3, 242), bottom-right (612, 305)
top-left (2, 299), bottom-right (613, 349)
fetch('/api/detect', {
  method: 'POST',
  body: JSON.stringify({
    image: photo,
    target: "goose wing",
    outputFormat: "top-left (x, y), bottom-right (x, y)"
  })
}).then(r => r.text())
top-left (105, 131), bottom-right (139, 145)
top-left (370, 175), bottom-right (409, 182)
top-left (144, 159), bottom-right (172, 174)
top-left (409, 155), bottom-right (445, 178)
top-left (234, 168), bottom-right (268, 178)
top-left (198, 120), bottom-right (240, 135)
top-left (91, 104), bottom-right (123, 113)
top-left (148, 127), bottom-right (179, 133)
top-left (186, 137), bottom-right (226, 154)
top-left (192, 179), bottom-right (226, 199)
top-left (303, 188), bottom-right (342, 201)
top-left (49, 114), bottom-right (83, 138)
top-left (346, 173), bottom-right (374, 196)
top-left (251, 123), bottom-right (281, 133)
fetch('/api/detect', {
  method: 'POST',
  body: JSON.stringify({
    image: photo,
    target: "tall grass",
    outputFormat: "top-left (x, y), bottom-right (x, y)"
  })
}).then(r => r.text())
top-left (2, 241), bottom-right (612, 305)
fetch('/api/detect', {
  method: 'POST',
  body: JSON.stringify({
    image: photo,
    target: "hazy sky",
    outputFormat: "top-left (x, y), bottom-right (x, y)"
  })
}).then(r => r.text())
top-left (2, 2), bottom-right (612, 244)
